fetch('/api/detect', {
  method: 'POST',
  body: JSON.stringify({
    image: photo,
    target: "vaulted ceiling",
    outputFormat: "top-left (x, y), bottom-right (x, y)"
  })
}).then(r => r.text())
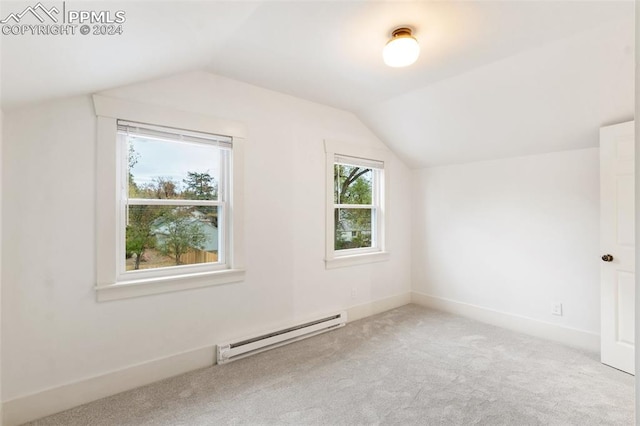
top-left (1, 1), bottom-right (634, 167)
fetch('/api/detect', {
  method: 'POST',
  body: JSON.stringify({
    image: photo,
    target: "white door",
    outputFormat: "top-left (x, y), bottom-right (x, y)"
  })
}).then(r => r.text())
top-left (600, 120), bottom-right (635, 374)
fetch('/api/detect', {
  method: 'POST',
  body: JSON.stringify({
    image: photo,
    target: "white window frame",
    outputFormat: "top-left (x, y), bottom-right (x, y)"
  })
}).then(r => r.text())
top-left (94, 95), bottom-right (246, 301)
top-left (324, 140), bottom-right (390, 269)
top-left (116, 121), bottom-right (231, 280)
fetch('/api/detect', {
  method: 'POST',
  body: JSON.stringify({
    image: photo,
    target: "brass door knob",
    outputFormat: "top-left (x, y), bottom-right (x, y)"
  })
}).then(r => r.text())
top-left (602, 254), bottom-right (614, 262)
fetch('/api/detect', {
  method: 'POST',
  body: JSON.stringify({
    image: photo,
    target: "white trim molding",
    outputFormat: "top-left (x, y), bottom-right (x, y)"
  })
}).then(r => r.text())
top-left (96, 269), bottom-right (246, 302)
top-left (93, 95), bottom-right (246, 301)
top-left (325, 251), bottom-right (390, 269)
top-left (346, 292), bottom-right (411, 322)
top-left (324, 139), bottom-right (391, 268)
top-left (93, 95), bottom-right (246, 139)
top-left (2, 294), bottom-right (412, 426)
top-left (411, 291), bottom-right (600, 352)
top-left (5, 292), bottom-right (602, 425)
top-left (2, 346), bottom-right (215, 426)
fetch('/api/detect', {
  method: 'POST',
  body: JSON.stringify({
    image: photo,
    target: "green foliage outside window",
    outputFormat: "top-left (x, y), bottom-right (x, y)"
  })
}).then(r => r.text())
top-left (125, 143), bottom-right (219, 270)
top-left (334, 164), bottom-right (374, 250)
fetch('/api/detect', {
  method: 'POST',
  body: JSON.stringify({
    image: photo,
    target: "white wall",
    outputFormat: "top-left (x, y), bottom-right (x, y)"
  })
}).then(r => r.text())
top-left (634, 0), bottom-right (639, 417)
top-left (0, 109), bottom-right (3, 426)
top-left (1, 71), bottom-right (412, 402)
top-left (360, 18), bottom-right (634, 168)
top-left (412, 148), bottom-right (600, 335)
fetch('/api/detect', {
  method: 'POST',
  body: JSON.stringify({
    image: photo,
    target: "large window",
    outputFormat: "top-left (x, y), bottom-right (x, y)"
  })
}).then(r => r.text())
top-left (325, 140), bottom-right (389, 268)
top-left (94, 96), bottom-right (245, 301)
top-left (119, 121), bottom-right (231, 275)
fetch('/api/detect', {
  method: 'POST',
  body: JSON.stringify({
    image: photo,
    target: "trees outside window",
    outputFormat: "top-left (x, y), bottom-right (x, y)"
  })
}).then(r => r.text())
top-left (324, 142), bottom-right (388, 269)
top-left (156, 209), bottom-right (207, 265)
top-left (334, 164), bottom-right (374, 250)
top-left (120, 123), bottom-right (230, 272)
top-left (332, 155), bottom-right (383, 254)
top-left (95, 101), bottom-right (246, 301)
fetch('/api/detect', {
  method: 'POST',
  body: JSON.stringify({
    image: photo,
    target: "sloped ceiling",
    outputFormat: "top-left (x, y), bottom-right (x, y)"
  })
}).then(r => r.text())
top-left (359, 18), bottom-right (635, 167)
top-left (0, 1), bottom-right (634, 167)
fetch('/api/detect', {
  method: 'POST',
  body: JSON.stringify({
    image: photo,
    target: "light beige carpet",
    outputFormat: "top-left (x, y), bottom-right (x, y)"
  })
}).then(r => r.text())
top-left (28, 304), bottom-right (633, 425)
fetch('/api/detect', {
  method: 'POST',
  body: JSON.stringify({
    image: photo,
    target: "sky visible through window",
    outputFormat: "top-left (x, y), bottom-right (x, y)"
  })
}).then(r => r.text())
top-left (129, 136), bottom-right (221, 191)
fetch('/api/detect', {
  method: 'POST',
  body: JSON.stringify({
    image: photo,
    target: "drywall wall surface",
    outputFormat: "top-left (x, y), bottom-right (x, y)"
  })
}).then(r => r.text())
top-left (634, 0), bottom-right (639, 417)
top-left (0, 109), bottom-right (3, 425)
top-left (1, 71), bottom-right (412, 400)
top-left (412, 148), bottom-right (600, 334)
top-left (360, 18), bottom-right (634, 168)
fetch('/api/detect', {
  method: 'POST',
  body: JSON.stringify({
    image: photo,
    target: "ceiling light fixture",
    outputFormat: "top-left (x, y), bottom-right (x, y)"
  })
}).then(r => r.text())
top-left (383, 27), bottom-right (420, 68)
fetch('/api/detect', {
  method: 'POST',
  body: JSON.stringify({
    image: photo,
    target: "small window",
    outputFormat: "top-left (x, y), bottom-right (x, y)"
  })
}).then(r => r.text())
top-left (118, 121), bottom-right (232, 277)
top-left (333, 155), bottom-right (383, 254)
top-left (324, 140), bottom-right (389, 268)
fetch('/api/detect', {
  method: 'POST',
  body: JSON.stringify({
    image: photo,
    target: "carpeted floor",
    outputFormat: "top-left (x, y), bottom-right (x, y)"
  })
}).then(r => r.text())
top-left (28, 304), bottom-right (634, 425)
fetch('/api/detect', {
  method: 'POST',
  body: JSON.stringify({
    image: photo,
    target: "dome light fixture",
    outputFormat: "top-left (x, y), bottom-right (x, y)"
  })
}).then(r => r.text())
top-left (383, 27), bottom-right (420, 68)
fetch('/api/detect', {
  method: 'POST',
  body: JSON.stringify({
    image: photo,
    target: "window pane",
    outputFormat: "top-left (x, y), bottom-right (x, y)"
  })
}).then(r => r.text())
top-left (334, 164), bottom-right (373, 204)
top-left (126, 205), bottom-right (220, 271)
top-left (335, 208), bottom-right (373, 250)
top-left (128, 136), bottom-right (223, 200)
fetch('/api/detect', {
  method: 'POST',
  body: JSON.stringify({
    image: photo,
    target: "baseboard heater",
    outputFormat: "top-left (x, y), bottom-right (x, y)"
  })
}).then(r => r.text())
top-left (217, 311), bottom-right (347, 364)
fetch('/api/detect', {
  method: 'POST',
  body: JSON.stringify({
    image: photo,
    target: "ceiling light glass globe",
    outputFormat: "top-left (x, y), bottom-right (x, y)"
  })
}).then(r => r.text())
top-left (383, 36), bottom-right (420, 67)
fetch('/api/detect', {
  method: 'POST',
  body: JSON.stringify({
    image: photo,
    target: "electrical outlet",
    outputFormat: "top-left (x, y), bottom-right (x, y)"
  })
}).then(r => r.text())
top-left (351, 287), bottom-right (357, 300)
top-left (552, 302), bottom-right (563, 316)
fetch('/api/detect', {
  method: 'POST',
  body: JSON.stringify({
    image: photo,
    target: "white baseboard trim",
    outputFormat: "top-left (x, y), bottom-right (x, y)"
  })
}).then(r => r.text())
top-left (411, 291), bottom-right (600, 353)
top-left (347, 292), bottom-right (412, 322)
top-left (2, 346), bottom-right (215, 426)
top-left (2, 293), bottom-right (412, 426)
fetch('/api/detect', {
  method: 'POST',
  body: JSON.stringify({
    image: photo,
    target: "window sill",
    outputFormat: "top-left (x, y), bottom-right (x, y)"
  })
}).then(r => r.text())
top-left (325, 251), bottom-right (390, 269)
top-left (95, 269), bottom-right (245, 302)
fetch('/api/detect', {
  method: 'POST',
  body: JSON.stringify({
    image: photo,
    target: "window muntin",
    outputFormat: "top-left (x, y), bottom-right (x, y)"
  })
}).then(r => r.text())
top-left (118, 121), bottom-right (232, 276)
top-left (333, 155), bottom-right (383, 255)
top-left (95, 96), bottom-right (246, 300)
